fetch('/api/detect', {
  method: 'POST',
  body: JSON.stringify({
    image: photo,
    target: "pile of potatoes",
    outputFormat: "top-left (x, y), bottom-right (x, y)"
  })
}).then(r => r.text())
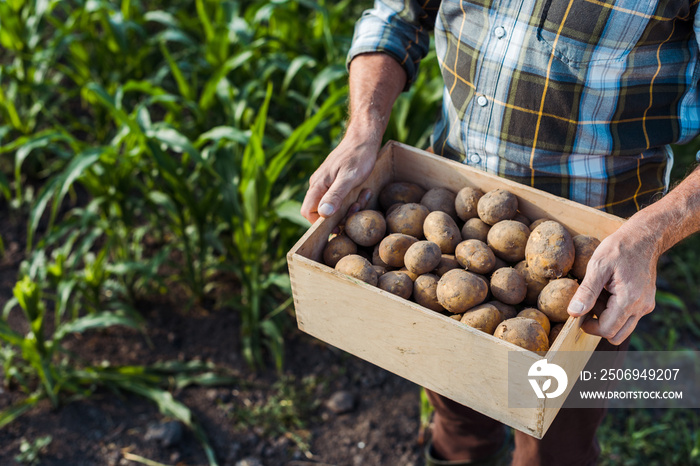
top-left (322, 182), bottom-right (601, 354)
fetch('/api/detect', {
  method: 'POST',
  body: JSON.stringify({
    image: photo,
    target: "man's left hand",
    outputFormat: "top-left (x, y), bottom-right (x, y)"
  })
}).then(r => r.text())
top-left (567, 222), bottom-right (660, 345)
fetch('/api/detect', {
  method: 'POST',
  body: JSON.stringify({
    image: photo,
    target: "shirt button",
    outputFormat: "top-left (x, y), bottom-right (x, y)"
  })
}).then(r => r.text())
top-left (469, 153), bottom-right (481, 164)
top-left (476, 96), bottom-right (488, 107)
top-left (494, 26), bottom-right (506, 39)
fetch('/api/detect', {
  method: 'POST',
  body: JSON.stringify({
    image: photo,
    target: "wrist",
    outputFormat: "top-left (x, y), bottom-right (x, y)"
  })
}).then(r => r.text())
top-left (618, 209), bottom-right (666, 260)
top-left (343, 119), bottom-right (385, 148)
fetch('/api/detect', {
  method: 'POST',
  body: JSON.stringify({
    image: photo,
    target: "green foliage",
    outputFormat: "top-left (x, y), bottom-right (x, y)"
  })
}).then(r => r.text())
top-left (14, 435), bottom-right (52, 466)
top-left (0, 0), bottom-right (357, 374)
top-left (599, 409), bottom-right (700, 465)
top-left (229, 375), bottom-right (321, 454)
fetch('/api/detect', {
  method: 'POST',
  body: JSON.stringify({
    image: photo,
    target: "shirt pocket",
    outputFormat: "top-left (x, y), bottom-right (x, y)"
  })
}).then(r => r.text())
top-left (536, 0), bottom-right (658, 67)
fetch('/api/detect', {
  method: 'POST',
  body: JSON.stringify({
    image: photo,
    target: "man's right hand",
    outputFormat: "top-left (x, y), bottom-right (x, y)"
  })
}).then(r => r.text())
top-left (299, 53), bottom-right (408, 224)
top-left (300, 132), bottom-right (380, 223)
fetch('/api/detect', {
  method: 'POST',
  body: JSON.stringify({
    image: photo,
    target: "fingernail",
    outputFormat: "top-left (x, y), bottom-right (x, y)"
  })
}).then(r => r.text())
top-left (318, 203), bottom-right (335, 217)
top-left (568, 300), bottom-right (585, 315)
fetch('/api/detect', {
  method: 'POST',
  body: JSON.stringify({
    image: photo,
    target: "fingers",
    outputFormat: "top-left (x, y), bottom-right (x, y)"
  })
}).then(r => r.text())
top-left (317, 172), bottom-right (359, 219)
top-left (582, 311), bottom-right (636, 346)
top-left (301, 182), bottom-right (328, 224)
top-left (356, 188), bottom-right (373, 210)
top-left (343, 189), bottom-right (373, 222)
top-left (580, 288), bottom-right (649, 344)
top-left (568, 257), bottom-right (611, 317)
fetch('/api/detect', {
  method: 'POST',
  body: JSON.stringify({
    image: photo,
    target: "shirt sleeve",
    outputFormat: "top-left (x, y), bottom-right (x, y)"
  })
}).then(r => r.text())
top-left (347, 0), bottom-right (441, 90)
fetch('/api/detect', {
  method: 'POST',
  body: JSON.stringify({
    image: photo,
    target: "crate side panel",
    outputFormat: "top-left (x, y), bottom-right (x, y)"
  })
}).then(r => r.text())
top-left (290, 256), bottom-right (542, 436)
top-left (540, 319), bottom-right (602, 433)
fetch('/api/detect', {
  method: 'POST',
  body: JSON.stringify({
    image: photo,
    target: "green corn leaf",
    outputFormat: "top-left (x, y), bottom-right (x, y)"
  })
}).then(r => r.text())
top-left (0, 170), bottom-right (9, 200)
top-left (195, 0), bottom-right (214, 42)
top-left (84, 83), bottom-right (141, 134)
top-left (0, 319), bottom-right (24, 346)
top-left (275, 199), bottom-right (310, 228)
top-left (0, 393), bottom-right (45, 429)
top-left (261, 319), bottom-right (284, 372)
top-left (306, 64), bottom-right (346, 115)
top-left (10, 130), bottom-right (73, 201)
top-left (53, 312), bottom-right (141, 342)
top-left (122, 383), bottom-right (218, 466)
top-left (194, 126), bottom-right (249, 148)
top-left (143, 10), bottom-right (180, 28)
top-left (159, 41), bottom-right (193, 101)
top-left (261, 273), bottom-right (291, 292)
top-left (148, 127), bottom-right (201, 163)
top-left (26, 176), bottom-right (60, 250)
top-left (282, 55), bottom-right (316, 94)
top-left (266, 86), bottom-right (346, 184)
top-left (48, 148), bottom-right (101, 231)
top-left (655, 291), bottom-right (687, 310)
top-left (199, 50), bottom-right (253, 109)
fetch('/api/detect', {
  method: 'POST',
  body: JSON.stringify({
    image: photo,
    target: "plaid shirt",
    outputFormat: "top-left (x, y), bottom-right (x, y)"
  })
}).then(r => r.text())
top-left (348, 0), bottom-right (700, 217)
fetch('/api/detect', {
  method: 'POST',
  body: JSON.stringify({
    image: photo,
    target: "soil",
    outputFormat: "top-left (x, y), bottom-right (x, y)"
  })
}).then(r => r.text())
top-left (0, 206), bottom-right (424, 466)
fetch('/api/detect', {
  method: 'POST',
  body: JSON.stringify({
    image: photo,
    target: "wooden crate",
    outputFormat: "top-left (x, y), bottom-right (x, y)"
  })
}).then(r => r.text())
top-left (287, 141), bottom-right (625, 438)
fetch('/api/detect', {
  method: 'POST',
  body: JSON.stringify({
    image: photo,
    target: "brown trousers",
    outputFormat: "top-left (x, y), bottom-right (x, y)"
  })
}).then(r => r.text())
top-left (427, 337), bottom-right (630, 466)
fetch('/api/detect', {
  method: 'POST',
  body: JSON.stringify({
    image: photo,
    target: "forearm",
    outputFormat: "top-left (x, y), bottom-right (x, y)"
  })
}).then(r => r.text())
top-left (622, 166), bottom-right (700, 258)
top-left (300, 52), bottom-right (407, 222)
top-left (345, 52), bottom-right (407, 146)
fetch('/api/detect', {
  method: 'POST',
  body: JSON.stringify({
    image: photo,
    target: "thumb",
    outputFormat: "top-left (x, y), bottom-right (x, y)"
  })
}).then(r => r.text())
top-left (317, 174), bottom-right (357, 218)
top-left (568, 266), bottom-right (609, 317)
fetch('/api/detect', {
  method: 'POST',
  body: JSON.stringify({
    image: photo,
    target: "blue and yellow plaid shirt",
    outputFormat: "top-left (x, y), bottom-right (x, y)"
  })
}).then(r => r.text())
top-left (348, 0), bottom-right (700, 217)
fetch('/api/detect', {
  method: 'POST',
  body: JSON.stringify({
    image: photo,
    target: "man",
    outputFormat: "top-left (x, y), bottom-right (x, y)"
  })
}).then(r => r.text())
top-left (301, 1), bottom-right (700, 464)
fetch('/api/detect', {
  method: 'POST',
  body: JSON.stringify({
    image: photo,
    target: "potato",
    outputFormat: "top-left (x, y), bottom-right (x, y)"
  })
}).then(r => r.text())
top-left (487, 220), bottom-right (530, 263)
top-left (386, 202), bottom-right (404, 217)
top-left (493, 256), bottom-right (509, 272)
top-left (525, 220), bottom-right (575, 279)
top-left (373, 265), bottom-right (387, 277)
top-left (514, 260), bottom-right (549, 305)
top-left (455, 239), bottom-right (496, 275)
top-left (571, 235), bottom-right (601, 280)
top-left (490, 267), bottom-right (527, 305)
top-left (323, 235), bottom-right (357, 268)
top-left (387, 203), bottom-right (430, 238)
top-left (424, 211), bottom-right (461, 254)
top-left (529, 217), bottom-right (549, 231)
top-left (461, 217), bottom-right (490, 242)
top-left (455, 186), bottom-right (484, 221)
top-left (436, 269), bottom-right (489, 313)
top-left (345, 210), bottom-right (386, 247)
top-left (460, 303), bottom-right (504, 334)
top-left (477, 189), bottom-right (518, 225)
top-left (538, 278), bottom-right (579, 322)
top-left (487, 300), bottom-right (517, 320)
top-left (372, 244), bottom-right (390, 268)
top-left (450, 314), bottom-right (463, 321)
top-left (379, 182), bottom-right (426, 211)
top-left (378, 233), bottom-right (419, 268)
top-left (404, 241), bottom-right (442, 275)
top-left (421, 187), bottom-right (458, 219)
top-left (434, 254), bottom-right (461, 276)
top-left (378, 271), bottom-right (413, 299)
top-left (413, 273), bottom-right (444, 312)
top-left (549, 323), bottom-right (564, 345)
top-left (517, 308), bottom-right (551, 335)
top-left (494, 317), bottom-right (550, 352)
top-left (335, 254), bottom-right (378, 286)
top-left (398, 267), bottom-right (419, 282)
top-left (512, 212), bottom-right (531, 227)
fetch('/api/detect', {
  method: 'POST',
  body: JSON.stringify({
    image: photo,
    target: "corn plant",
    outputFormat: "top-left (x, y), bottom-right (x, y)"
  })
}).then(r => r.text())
top-left (0, 263), bottom-right (236, 466)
